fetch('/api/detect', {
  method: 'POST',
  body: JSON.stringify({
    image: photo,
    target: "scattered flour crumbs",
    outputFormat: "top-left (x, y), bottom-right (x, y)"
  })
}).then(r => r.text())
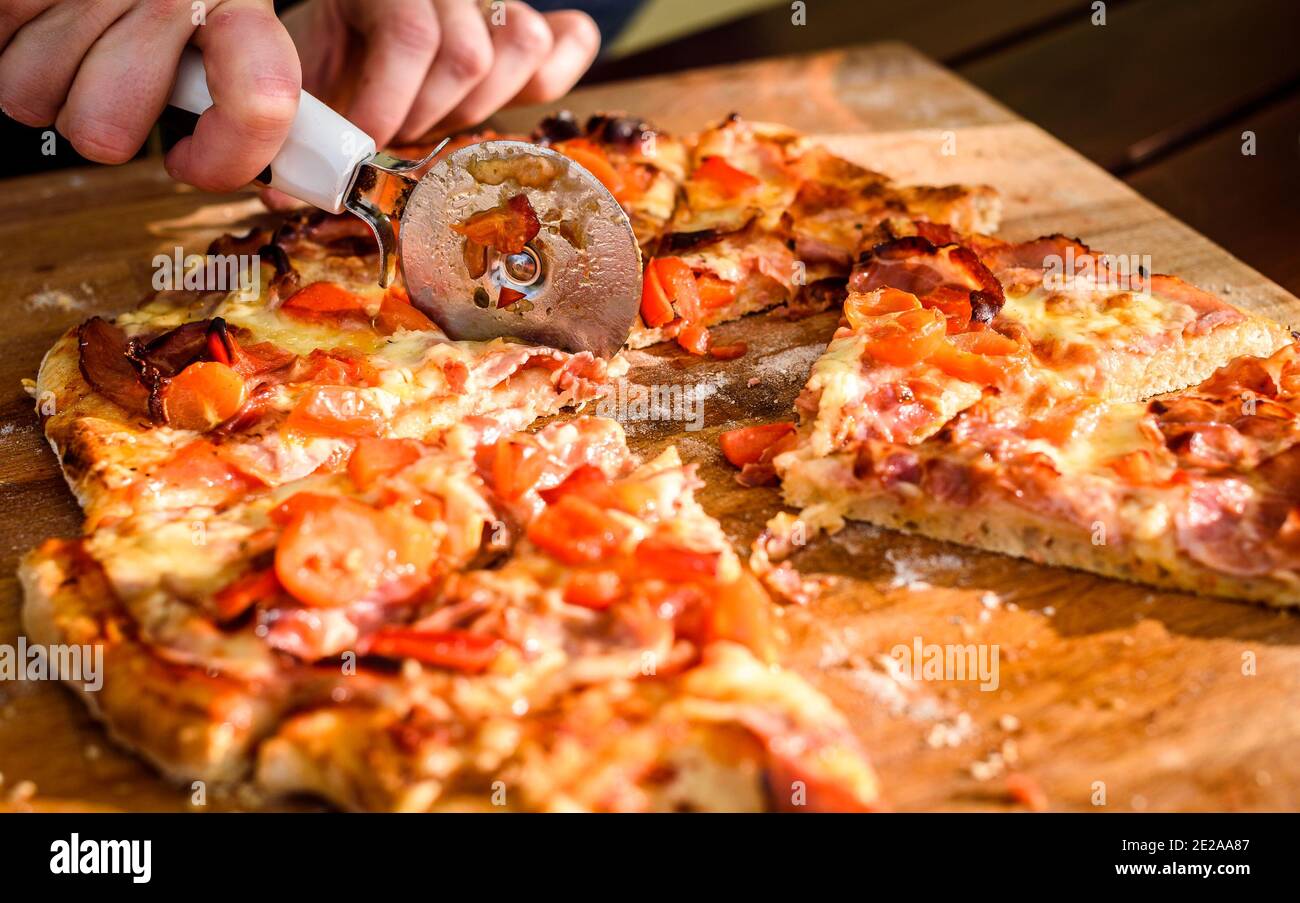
top-left (25, 282), bottom-right (96, 314)
top-left (816, 625), bottom-right (976, 747)
top-left (751, 343), bottom-right (826, 391)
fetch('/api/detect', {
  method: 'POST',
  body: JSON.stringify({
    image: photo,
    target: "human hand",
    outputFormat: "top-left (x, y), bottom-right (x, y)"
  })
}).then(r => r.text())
top-left (281, 0), bottom-right (600, 147)
top-left (0, 0), bottom-right (302, 192)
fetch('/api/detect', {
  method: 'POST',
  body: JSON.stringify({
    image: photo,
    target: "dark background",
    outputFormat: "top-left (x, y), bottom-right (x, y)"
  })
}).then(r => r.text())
top-left (3, 0), bottom-right (1298, 295)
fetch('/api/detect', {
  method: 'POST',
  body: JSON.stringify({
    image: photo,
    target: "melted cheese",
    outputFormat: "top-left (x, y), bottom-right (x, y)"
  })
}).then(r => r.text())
top-left (1000, 282), bottom-right (1195, 351)
top-left (1050, 401), bottom-right (1157, 475)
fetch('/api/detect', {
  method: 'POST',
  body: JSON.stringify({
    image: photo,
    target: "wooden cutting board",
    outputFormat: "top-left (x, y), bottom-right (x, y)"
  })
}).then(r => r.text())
top-left (1, 43), bottom-right (1297, 812)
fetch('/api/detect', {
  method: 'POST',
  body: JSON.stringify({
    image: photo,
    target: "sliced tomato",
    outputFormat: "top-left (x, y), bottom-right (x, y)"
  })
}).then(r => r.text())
top-left (270, 492), bottom-right (348, 528)
top-left (212, 567), bottom-right (281, 622)
top-left (640, 260), bottom-right (676, 328)
top-left (161, 361), bottom-right (247, 431)
top-left (844, 288), bottom-right (922, 329)
top-left (677, 322), bottom-right (711, 355)
top-left (492, 437), bottom-right (546, 501)
top-left (633, 534), bottom-right (721, 582)
top-left (361, 627), bottom-right (502, 673)
top-left (929, 330), bottom-right (1023, 387)
top-left (720, 422), bottom-right (796, 467)
top-left (863, 307), bottom-right (947, 366)
top-left (918, 284), bottom-right (975, 333)
top-left (375, 291), bottom-right (436, 334)
top-left (555, 138), bottom-right (625, 198)
top-left (451, 193), bottom-right (541, 255)
top-left (283, 281), bottom-right (368, 317)
top-left (697, 274), bottom-right (737, 310)
top-left (527, 495), bottom-right (630, 565)
top-left (284, 385), bottom-right (386, 438)
top-left (694, 155), bottom-right (759, 197)
top-left (951, 330), bottom-right (1021, 356)
top-left (275, 497), bottom-right (435, 607)
top-left (708, 569), bottom-right (778, 664)
top-left (563, 569), bottom-right (625, 610)
top-left (348, 437), bottom-right (424, 489)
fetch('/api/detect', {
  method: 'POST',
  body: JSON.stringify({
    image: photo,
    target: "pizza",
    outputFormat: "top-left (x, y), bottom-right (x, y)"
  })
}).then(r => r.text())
top-left (37, 209), bottom-right (620, 528)
top-left (727, 225), bottom-right (1299, 606)
top-left (22, 417), bottom-right (879, 811)
top-left (23, 105), bottom-right (1298, 812)
top-left (634, 116), bottom-right (1002, 355)
top-left (525, 112), bottom-right (1001, 355)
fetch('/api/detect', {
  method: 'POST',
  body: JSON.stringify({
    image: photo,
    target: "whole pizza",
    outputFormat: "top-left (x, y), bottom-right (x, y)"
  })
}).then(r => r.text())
top-left (19, 110), bottom-right (1298, 812)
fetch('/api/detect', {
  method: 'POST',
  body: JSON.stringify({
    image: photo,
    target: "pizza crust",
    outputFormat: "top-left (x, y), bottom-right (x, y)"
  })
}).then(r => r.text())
top-left (779, 453), bottom-right (1300, 608)
top-left (19, 541), bottom-right (287, 783)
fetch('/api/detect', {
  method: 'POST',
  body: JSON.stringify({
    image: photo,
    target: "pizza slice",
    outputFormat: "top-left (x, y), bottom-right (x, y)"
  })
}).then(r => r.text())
top-left (22, 417), bottom-right (879, 810)
top-left (37, 212), bottom-right (621, 527)
top-left (749, 279), bottom-right (1300, 606)
top-left (632, 115), bottom-right (1001, 354)
top-left (860, 222), bottom-right (1293, 400)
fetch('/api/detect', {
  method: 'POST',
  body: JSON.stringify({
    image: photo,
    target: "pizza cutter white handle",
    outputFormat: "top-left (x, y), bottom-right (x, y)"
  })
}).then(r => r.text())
top-left (168, 48), bottom-right (375, 213)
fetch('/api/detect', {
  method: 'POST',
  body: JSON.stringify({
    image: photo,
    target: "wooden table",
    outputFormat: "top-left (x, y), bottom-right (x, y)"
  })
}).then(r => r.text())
top-left (2, 42), bottom-right (1298, 812)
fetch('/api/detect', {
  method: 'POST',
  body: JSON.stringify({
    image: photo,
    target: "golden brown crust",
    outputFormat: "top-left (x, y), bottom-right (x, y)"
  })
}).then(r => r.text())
top-left (779, 470), bottom-right (1300, 606)
top-left (20, 540), bottom-right (287, 782)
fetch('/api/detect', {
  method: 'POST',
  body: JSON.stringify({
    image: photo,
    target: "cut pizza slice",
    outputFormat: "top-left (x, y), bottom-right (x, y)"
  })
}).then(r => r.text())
top-left (761, 284), bottom-right (1300, 606)
top-left (22, 417), bottom-right (879, 809)
top-left (859, 223), bottom-right (1293, 400)
top-left (633, 115), bottom-right (1001, 353)
top-left (253, 438), bottom-right (878, 811)
top-left (37, 212), bottom-right (622, 527)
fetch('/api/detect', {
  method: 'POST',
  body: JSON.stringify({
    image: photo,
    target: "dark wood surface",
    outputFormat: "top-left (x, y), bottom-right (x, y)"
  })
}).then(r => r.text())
top-left (3, 44), bottom-right (1300, 812)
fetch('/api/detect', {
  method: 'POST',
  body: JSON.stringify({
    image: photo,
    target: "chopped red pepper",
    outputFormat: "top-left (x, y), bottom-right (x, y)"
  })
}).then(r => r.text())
top-left (492, 437), bottom-right (546, 501)
top-left (563, 570), bottom-right (625, 610)
top-left (677, 322), bottom-right (710, 355)
top-left (633, 534), bottom-right (721, 582)
top-left (653, 257), bottom-right (702, 322)
top-left (720, 422), bottom-right (796, 467)
top-left (640, 260), bottom-right (676, 328)
top-left (527, 495), bottom-right (630, 565)
top-left (348, 438), bottom-right (424, 490)
top-left (709, 341), bottom-right (748, 360)
top-left (694, 155), bottom-right (759, 197)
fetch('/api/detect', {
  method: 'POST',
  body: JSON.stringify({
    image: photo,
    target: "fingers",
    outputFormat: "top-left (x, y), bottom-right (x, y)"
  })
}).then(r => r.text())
top-left (54, 1), bottom-right (195, 164)
top-left (438, 0), bottom-right (553, 132)
top-left (394, 0), bottom-right (492, 143)
top-left (0, 0), bottom-right (132, 126)
top-left (509, 10), bottom-right (599, 108)
top-left (338, 0), bottom-right (440, 147)
top-left (165, 0), bottom-right (301, 192)
top-left (0, 0), bottom-right (58, 53)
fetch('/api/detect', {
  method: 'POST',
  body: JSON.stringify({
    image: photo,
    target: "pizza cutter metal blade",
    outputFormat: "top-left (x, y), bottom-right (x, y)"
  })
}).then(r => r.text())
top-left (395, 140), bottom-right (642, 359)
top-left (167, 48), bottom-right (641, 358)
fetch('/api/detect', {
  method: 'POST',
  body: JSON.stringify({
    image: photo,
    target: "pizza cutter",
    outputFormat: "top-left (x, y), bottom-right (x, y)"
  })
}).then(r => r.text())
top-left (167, 49), bottom-right (641, 357)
